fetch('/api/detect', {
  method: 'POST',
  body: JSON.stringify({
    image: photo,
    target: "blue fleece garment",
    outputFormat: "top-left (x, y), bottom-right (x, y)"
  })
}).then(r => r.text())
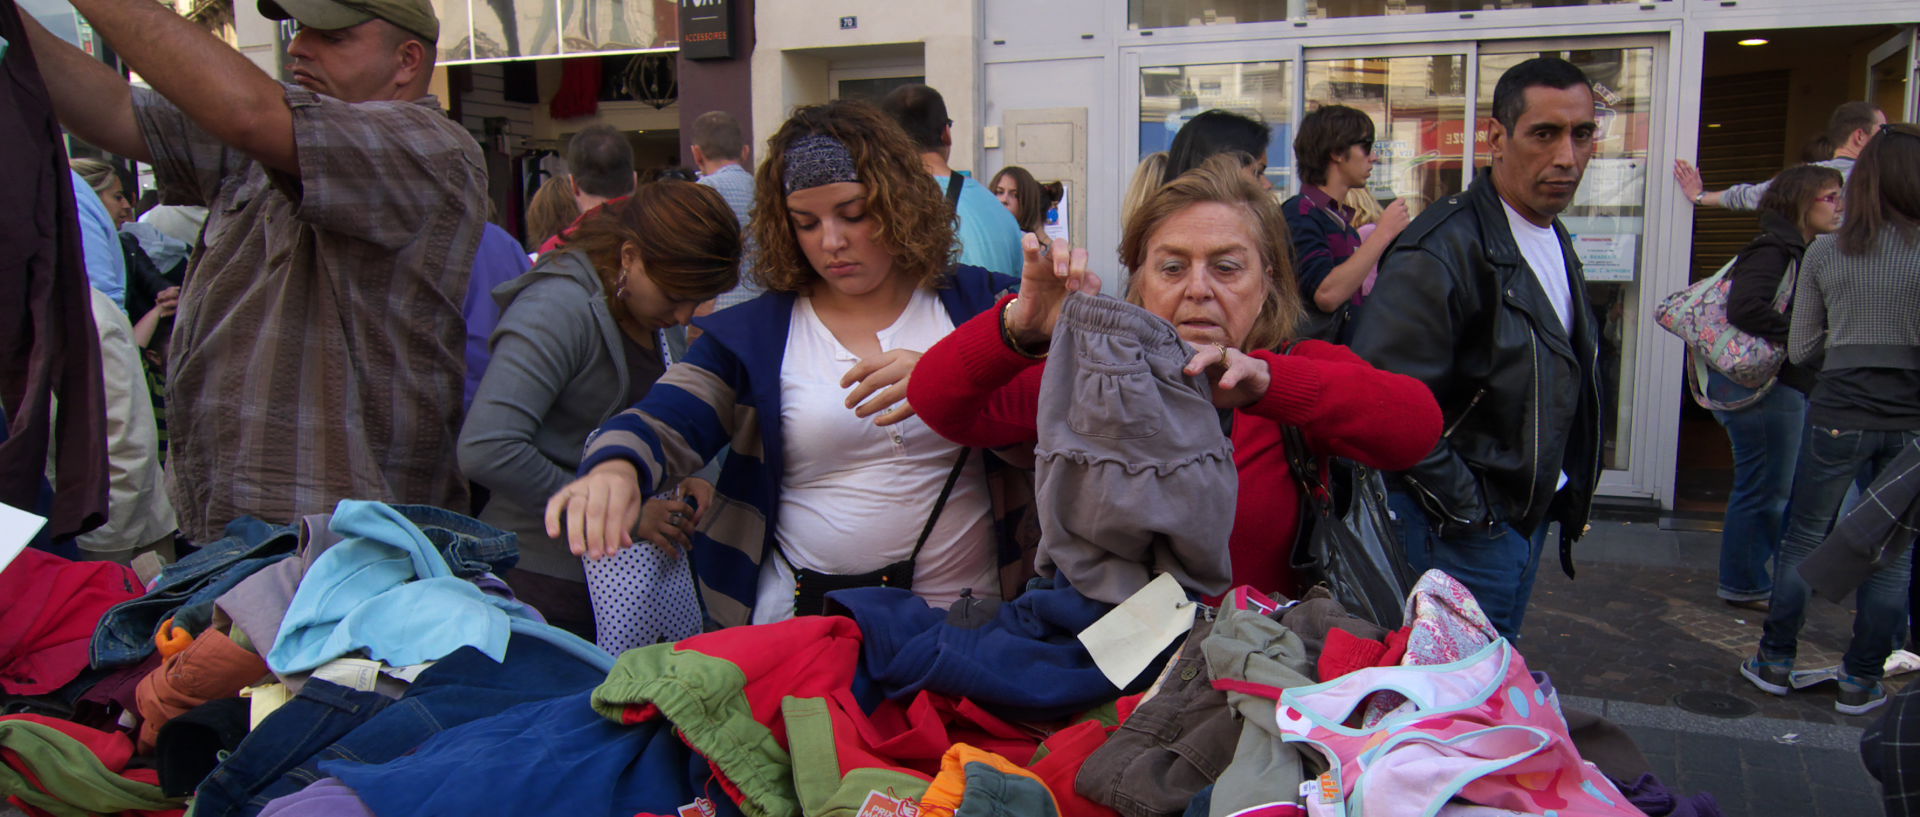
top-left (322, 690), bottom-right (747, 817)
top-left (268, 500), bottom-right (511, 674)
top-left (828, 576), bottom-right (1167, 722)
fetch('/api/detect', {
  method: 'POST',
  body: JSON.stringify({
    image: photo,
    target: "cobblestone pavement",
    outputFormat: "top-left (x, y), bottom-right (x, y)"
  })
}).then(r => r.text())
top-left (1522, 518), bottom-right (1898, 816)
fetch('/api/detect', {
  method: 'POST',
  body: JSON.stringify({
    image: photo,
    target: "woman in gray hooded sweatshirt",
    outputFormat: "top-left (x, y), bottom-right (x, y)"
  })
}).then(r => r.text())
top-left (458, 180), bottom-right (742, 639)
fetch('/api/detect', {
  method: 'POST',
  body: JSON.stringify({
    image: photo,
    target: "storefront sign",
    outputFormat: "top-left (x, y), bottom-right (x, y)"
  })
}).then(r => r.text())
top-left (679, 0), bottom-right (731, 60)
top-left (1572, 234), bottom-right (1637, 282)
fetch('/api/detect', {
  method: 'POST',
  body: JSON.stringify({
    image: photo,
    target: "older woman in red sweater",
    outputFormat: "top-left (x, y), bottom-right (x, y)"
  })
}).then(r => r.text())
top-left (903, 156), bottom-right (1441, 598)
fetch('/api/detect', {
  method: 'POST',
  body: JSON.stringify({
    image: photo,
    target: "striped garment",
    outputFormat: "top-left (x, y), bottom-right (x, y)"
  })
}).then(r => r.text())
top-left (578, 265), bottom-right (1029, 626)
top-left (133, 85), bottom-right (486, 542)
top-left (1282, 183), bottom-right (1365, 305)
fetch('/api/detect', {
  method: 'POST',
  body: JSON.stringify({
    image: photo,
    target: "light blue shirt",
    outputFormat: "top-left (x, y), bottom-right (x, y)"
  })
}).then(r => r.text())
top-left (698, 163), bottom-right (763, 311)
top-left (940, 173), bottom-right (1025, 278)
top-left (72, 169), bottom-right (126, 308)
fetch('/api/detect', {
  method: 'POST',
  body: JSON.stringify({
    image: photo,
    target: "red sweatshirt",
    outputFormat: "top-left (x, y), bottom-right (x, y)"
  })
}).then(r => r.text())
top-left (909, 295), bottom-right (1441, 598)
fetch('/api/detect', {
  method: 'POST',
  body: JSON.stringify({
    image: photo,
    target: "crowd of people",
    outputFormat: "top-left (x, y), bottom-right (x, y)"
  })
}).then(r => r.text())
top-left (6, 0), bottom-right (1920, 810)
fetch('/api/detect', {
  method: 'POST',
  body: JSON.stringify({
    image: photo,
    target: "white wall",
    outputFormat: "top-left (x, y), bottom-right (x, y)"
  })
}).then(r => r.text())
top-left (979, 0), bottom-right (1123, 290)
top-left (749, 0), bottom-right (981, 170)
top-left (981, 58), bottom-right (1120, 291)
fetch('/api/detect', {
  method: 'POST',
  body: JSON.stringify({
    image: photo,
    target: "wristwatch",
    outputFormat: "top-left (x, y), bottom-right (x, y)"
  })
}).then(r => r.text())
top-left (1693, 191), bottom-right (1706, 205)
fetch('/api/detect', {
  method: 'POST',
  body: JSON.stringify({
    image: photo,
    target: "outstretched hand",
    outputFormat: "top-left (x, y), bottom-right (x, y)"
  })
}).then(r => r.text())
top-left (543, 459), bottom-right (644, 559)
top-left (1005, 233), bottom-right (1100, 349)
top-left (1184, 343), bottom-right (1272, 410)
top-left (1673, 160), bottom-right (1704, 201)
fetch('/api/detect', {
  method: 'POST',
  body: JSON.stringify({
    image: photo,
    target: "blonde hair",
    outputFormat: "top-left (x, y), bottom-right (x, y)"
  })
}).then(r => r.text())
top-left (1120, 154), bottom-right (1301, 351)
top-left (1345, 188), bottom-right (1384, 229)
top-left (1121, 152), bottom-right (1168, 227)
top-left (70, 158), bottom-right (118, 195)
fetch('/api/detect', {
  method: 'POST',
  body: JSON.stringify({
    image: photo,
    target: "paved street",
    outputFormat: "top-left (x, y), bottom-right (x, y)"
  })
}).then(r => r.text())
top-left (1523, 515), bottom-right (1896, 816)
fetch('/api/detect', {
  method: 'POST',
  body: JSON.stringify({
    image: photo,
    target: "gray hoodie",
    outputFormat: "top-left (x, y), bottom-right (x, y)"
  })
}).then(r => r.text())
top-left (458, 249), bottom-right (655, 580)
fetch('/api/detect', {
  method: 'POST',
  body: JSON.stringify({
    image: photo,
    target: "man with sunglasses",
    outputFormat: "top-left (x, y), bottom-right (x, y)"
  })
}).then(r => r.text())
top-left (1284, 104), bottom-right (1412, 342)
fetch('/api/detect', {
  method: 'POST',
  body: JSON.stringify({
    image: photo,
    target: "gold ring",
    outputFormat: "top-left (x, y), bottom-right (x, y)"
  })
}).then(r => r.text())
top-left (1214, 343), bottom-right (1228, 359)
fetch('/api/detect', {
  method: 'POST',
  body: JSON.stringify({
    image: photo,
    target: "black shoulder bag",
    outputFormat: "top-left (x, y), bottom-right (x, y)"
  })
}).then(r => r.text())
top-left (1278, 346), bottom-right (1415, 627)
top-left (946, 173), bottom-right (967, 210)
top-left (788, 448), bottom-right (972, 616)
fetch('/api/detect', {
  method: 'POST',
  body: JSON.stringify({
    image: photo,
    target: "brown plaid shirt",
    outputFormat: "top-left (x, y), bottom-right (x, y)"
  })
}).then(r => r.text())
top-left (134, 85), bottom-right (486, 541)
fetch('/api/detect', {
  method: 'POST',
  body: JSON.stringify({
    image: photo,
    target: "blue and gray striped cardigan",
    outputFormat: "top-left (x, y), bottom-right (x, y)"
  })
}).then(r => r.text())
top-left (578, 264), bottom-right (1022, 627)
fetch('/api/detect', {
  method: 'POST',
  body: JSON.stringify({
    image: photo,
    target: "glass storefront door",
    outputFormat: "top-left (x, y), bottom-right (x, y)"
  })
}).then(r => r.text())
top-left (1138, 60), bottom-right (1295, 190)
top-left (1304, 50), bottom-right (1470, 215)
top-left (1475, 46), bottom-right (1656, 473)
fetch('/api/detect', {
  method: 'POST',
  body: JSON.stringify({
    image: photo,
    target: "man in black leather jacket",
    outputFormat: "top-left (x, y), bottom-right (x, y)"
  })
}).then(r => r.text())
top-left (1347, 57), bottom-right (1604, 640)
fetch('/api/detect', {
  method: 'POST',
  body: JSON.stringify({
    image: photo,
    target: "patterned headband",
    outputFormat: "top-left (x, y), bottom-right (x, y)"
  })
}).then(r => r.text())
top-left (783, 133), bottom-right (861, 194)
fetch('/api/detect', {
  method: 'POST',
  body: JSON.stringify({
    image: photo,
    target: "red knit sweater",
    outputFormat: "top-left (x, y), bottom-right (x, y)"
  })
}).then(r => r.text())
top-left (909, 295), bottom-right (1442, 598)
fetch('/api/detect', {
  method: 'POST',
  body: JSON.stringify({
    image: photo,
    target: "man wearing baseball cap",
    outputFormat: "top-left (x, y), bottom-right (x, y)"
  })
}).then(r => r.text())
top-left (22, 0), bottom-right (487, 541)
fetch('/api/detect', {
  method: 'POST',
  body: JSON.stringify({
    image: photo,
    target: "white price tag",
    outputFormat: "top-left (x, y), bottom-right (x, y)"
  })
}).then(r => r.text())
top-left (1077, 572), bottom-right (1196, 689)
top-left (311, 657), bottom-right (383, 691)
top-left (0, 501), bottom-right (48, 574)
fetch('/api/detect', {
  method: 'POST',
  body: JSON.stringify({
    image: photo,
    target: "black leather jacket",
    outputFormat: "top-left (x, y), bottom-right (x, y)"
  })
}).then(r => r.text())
top-left (1348, 169), bottom-right (1604, 576)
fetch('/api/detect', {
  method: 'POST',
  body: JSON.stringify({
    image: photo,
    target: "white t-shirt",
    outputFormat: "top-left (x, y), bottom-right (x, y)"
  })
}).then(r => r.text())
top-left (752, 289), bottom-right (998, 624)
top-left (1502, 199), bottom-right (1576, 493)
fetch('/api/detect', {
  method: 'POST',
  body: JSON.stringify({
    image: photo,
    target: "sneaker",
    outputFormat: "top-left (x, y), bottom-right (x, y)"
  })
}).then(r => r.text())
top-left (1724, 598), bottom-right (1770, 613)
top-left (1836, 675), bottom-right (1888, 716)
top-left (1740, 655), bottom-right (1792, 696)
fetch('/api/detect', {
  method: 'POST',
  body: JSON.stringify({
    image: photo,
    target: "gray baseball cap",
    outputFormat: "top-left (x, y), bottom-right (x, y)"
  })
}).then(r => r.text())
top-left (259, 0), bottom-right (438, 45)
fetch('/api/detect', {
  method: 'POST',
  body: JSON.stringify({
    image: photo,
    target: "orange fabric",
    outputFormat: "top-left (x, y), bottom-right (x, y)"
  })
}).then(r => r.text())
top-left (133, 630), bottom-right (266, 753)
top-left (153, 618), bottom-right (192, 660)
top-left (918, 743), bottom-right (1057, 817)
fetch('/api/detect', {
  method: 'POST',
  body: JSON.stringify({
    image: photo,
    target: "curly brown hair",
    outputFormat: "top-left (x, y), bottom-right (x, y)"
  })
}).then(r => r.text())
top-left (560, 181), bottom-right (741, 333)
top-left (748, 99), bottom-right (957, 294)
top-left (1120, 154), bottom-right (1301, 351)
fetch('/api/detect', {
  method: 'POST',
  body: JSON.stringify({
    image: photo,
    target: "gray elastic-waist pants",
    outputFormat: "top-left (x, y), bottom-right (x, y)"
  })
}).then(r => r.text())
top-left (1034, 292), bottom-right (1237, 604)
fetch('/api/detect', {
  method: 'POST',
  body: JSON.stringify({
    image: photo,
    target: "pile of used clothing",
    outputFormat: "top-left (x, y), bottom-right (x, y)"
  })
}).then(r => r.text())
top-left (0, 497), bottom-right (1722, 817)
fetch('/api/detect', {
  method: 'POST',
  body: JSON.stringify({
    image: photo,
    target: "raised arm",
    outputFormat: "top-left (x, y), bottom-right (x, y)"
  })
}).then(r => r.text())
top-left (58, 0), bottom-right (296, 174)
top-left (1239, 342), bottom-right (1442, 471)
top-left (19, 9), bottom-right (148, 162)
top-left (910, 295), bottom-right (1046, 449)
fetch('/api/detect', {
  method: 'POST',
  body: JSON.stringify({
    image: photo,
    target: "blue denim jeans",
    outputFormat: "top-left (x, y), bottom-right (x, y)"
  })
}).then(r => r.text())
top-left (387, 504), bottom-right (520, 577)
top-left (1760, 424), bottom-right (1919, 681)
top-left (194, 632), bottom-right (609, 817)
top-left (1707, 373), bottom-right (1806, 601)
top-left (91, 517), bottom-right (297, 668)
top-left (191, 678), bottom-right (393, 817)
top-left (1389, 490), bottom-right (1549, 641)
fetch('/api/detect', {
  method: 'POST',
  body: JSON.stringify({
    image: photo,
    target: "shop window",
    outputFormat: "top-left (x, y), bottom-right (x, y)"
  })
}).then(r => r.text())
top-left (1138, 61), bottom-right (1294, 190)
top-left (444, 0), bottom-right (678, 63)
top-left (1476, 47), bottom-right (1655, 472)
top-left (1304, 54), bottom-right (1467, 216)
top-left (1128, 0), bottom-right (1643, 29)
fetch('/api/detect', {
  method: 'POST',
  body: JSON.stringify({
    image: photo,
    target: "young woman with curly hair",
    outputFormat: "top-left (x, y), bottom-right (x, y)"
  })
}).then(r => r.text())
top-left (545, 99), bottom-right (1020, 626)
